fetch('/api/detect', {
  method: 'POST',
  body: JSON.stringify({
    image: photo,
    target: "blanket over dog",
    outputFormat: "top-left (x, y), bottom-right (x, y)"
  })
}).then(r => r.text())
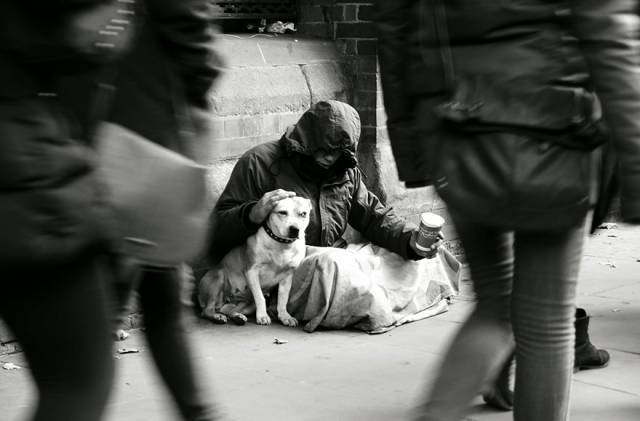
top-left (285, 244), bottom-right (461, 334)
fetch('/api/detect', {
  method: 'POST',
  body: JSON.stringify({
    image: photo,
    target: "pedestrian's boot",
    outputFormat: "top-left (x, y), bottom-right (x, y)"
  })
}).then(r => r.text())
top-left (574, 307), bottom-right (610, 371)
top-left (484, 308), bottom-right (611, 411)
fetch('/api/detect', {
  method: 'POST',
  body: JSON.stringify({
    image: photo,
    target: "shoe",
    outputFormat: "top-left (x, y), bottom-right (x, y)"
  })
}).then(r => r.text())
top-left (482, 351), bottom-right (515, 411)
top-left (574, 308), bottom-right (610, 371)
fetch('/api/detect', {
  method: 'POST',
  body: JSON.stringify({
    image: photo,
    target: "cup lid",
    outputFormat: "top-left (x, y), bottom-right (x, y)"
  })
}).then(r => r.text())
top-left (420, 212), bottom-right (445, 228)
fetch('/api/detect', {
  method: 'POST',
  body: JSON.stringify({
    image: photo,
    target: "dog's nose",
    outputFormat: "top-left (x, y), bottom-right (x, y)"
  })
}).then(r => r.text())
top-left (288, 226), bottom-right (300, 238)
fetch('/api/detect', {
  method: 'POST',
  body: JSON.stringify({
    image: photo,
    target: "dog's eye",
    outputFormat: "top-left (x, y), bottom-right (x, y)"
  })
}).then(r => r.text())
top-left (299, 212), bottom-right (308, 218)
top-left (278, 211), bottom-right (287, 216)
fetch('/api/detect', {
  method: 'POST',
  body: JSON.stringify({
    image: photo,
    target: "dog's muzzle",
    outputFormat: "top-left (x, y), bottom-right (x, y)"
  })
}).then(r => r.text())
top-left (288, 226), bottom-right (300, 238)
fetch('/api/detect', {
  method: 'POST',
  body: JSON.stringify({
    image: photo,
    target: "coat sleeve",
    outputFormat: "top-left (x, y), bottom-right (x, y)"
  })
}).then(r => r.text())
top-left (570, 0), bottom-right (640, 222)
top-left (146, 0), bottom-right (223, 108)
top-left (375, 0), bottom-right (433, 187)
top-left (208, 151), bottom-right (272, 263)
top-left (347, 170), bottom-right (418, 259)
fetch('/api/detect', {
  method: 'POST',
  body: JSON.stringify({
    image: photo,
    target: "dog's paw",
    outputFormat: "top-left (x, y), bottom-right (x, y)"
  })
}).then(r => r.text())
top-left (230, 313), bottom-right (247, 325)
top-left (209, 313), bottom-right (228, 324)
top-left (279, 314), bottom-right (299, 327)
top-left (212, 313), bottom-right (229, 324)
top-left (255, 313), bottom-right (272, 325)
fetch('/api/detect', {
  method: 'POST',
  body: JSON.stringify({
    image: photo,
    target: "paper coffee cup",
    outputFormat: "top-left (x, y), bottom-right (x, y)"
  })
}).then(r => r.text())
top-left (415, 212), bottom-right (445, 252)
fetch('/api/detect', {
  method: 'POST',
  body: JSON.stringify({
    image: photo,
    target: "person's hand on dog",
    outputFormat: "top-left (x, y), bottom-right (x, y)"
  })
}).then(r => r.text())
top-left (249, 189), bottom-right (297, 224)
top-left (409, 230), bottom-right (445, 259)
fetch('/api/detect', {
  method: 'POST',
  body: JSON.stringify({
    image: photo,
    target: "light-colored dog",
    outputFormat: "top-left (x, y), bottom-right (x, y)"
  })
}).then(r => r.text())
top-left (199, 196), bottom-right (312, 326)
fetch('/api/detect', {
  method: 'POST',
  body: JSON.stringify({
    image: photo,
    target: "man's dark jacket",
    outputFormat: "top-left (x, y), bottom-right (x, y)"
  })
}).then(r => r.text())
top-left (209, 101), bottom-right (416, 263)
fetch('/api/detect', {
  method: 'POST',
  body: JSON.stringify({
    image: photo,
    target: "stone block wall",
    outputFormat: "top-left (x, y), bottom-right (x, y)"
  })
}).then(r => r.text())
top-left (191, 35), bottom-right (351, 207)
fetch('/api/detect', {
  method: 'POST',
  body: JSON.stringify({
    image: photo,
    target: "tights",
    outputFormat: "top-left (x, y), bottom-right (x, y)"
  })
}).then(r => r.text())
top-left (415, 212), bottom-right (586, 421)
top-left (0, 256), bottom-right (114, 421)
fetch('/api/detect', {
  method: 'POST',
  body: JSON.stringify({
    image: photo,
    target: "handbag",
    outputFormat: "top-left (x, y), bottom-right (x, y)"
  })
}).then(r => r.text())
top-left (426, 0), bottom-right (599, 231)
top-left (95, 121), bottom-right (209, 267)
top-left (0, 96), bottom-right (114, 265)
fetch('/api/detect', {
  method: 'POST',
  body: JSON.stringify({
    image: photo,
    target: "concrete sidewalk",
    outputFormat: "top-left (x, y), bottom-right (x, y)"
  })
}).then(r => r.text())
top-left (1, 226), bottom-right (639, 421)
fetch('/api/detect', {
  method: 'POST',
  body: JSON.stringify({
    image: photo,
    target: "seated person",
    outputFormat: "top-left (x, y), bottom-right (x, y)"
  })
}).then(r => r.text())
top-left (207, 100), bottom-right (459, 333)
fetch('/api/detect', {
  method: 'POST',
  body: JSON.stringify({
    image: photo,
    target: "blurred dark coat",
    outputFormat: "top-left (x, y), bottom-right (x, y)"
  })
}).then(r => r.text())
top-left (107, 0), bottom-right (223, 151)
top-left (0, 0), bottom-right (221, 262)
top-left (376, 0), bottom-right (640, 222)
top-left (0, 1), bottom-right (127, 262)
top-left (209, 100), bottom-right (416, 263)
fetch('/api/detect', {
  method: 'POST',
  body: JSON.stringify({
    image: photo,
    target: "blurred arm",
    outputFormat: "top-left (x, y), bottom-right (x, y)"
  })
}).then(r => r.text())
top-left (146, 0), bottom-right (223, 108)
top-left (375, 0), bottom-right (432, 187)
top-left (571, 0), bottom-right (640, 221)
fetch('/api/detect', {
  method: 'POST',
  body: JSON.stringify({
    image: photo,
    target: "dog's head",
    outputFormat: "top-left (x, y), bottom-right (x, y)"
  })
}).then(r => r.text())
top-left (267, 196), bottom-right (312, 240)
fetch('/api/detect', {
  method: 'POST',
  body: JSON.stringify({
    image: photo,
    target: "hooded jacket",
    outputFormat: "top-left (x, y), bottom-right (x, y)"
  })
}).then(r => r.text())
top-left (209, 100), bottom-right (417, 263)
top-left (376, 0), bottom-right (640, 222)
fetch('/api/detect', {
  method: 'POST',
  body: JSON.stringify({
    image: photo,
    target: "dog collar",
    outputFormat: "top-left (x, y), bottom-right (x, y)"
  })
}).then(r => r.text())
top-left (263, 223), bottom-right (296, 244)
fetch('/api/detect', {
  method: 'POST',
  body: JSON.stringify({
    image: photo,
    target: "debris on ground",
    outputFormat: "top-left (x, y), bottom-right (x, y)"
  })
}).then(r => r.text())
top-left (246, 19), bottom-right (296, 35)
top-left (2, 363), bottom-right (21, 370)
top-left (265, 21), bottom-right (296, 34)
top-left (598, 222), bottom-right (618, 230)
top-left (113, 329), bottom-right (130, 341)
top-left (273, 338), bottom-right (288, 345)
top-left (598, 261), bottom-right (617, 268)
top-left (117, 348), bottom-right (140, 354)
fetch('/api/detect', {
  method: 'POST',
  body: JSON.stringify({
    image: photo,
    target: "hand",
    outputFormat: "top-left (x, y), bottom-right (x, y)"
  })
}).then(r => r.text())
top-left (409, 230), bottom-right (445, 259)
top-left (248, 189), bottom-right (297, 224)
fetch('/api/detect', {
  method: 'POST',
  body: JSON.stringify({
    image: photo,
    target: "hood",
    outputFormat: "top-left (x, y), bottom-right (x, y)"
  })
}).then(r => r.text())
top-left (280, 100), bottom-right (361, 156)
top-left (279, 101), bottom-right (360, 178)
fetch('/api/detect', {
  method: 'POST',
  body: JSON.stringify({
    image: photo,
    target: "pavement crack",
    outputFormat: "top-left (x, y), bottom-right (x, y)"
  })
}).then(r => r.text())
top-left (608, 348), bottom-right (640, 357)
top-left (573, 378), bottom-right (640, 398)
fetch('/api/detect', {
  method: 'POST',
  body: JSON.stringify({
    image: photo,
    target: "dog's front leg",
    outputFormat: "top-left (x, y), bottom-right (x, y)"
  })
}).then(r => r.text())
top-left (245, 268), bottom-right (270, 325)
top-left (277, 274), bottom-right (298, 327)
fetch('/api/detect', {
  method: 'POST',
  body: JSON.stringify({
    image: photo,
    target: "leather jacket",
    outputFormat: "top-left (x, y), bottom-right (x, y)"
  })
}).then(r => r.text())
top-left (376, 0), bottom-right (640, 222)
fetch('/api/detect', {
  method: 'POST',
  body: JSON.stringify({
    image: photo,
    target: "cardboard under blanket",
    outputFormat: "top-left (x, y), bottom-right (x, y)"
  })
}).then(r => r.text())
top-left (286, 244), bottom-right (461, 334)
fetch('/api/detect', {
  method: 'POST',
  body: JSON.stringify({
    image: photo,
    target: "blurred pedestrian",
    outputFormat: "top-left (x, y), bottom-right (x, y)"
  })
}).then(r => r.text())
top-left (103, 0), bottom-right (223, 420)
top-left (376, 1), bottom-right (640, 420)
top-left (0, 1), bottom-right (139, 420)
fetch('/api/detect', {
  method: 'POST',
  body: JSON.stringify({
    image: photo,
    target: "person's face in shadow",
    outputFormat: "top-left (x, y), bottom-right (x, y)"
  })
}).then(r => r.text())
top-left (312, 148), bottom-right (342, 169)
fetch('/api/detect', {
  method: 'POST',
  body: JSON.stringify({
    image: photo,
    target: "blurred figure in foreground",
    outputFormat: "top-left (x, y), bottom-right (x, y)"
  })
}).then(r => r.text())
top-left (104, 0), bottom-right (223, 420)
top-left (0, 1), bottom-right (138, 419)
top-left (376, 1), bottom-right (640, 420)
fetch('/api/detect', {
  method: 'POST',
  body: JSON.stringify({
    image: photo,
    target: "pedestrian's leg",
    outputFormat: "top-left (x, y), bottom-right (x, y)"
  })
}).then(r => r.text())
top-left (138, 268), bottom-right (218, 421)
top-left (0, 256), bottom-right (115, 421)
top-left (413, 217), bottom-right (515, 421)
top-left (106, 254), bottom-right (139, 339)
top-left (511, 225), bottom-right (585, 421)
